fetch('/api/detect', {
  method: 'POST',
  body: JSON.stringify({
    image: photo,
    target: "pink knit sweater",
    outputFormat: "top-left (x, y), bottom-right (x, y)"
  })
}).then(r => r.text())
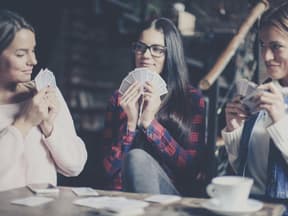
top-left (0, 89), bottom-right (87, 191)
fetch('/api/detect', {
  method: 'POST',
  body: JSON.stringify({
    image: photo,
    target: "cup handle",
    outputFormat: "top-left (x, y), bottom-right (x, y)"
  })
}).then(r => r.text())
top-left (206, 184), bottom-right (216, 198)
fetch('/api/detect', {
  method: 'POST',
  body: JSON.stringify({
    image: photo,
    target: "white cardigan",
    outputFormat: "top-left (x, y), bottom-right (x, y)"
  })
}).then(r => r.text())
top-left (0, 88), bottom-right (87, 191)
top-left (222, 81), bottom-right (288, 194)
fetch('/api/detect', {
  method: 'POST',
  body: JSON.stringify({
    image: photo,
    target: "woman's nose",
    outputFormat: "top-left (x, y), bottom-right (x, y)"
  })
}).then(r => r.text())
top-left (262, 48), bottom-right (274, 62)
top-left (143, 48), bottom-right (152, 57)
top-left (27, 53), bottom-right (37, 66)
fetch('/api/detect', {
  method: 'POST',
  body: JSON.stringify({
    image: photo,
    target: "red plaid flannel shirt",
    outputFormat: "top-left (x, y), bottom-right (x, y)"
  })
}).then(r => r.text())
top-left (102, 86), bottom-right (206, 191)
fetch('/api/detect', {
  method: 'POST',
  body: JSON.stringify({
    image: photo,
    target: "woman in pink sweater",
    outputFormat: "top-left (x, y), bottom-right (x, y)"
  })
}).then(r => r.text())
top-left (0, 10), bottom-right (87, 191)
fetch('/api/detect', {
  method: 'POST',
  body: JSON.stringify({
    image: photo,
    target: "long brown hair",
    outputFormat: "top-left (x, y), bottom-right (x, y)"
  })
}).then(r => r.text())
top-left (136, 18), bottom-right (205, 145)
top-left (0, 10), bottom-right (34, 55)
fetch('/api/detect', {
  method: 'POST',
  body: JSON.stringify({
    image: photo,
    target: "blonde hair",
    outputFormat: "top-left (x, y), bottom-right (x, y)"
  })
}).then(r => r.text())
top-left (260, 2), bottom-right (288, 35)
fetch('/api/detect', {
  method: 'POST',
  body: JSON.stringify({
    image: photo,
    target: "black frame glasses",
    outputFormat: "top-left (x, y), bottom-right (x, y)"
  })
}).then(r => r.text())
top-left (132, 41), bottom-right (166, 58)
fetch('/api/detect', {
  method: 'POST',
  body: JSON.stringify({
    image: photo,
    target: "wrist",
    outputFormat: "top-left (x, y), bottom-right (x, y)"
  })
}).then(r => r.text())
top-left (272, 112), bottom-right (285, 123)
top-left (127, 122), bottom-right (137, 131)
top-left (226, 125), bottom-right (235, 132)
top-left (40, 121), bottom-right (53, 137)
top-left (141, 119), bottom-right (152, 129)
top-left (13, 117), bottom-right (33, 136)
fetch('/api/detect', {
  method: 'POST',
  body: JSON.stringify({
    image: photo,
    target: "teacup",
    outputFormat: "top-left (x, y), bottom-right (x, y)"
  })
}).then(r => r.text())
top-left (206, 176), bottom-right (253, 210)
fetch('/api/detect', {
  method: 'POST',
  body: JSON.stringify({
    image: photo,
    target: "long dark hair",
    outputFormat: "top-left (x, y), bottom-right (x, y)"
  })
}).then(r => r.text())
top-left (135, 18), bottom-right (202, 144)
top-left (259, 1), bottom-right (288, 32)
top-left (134, 18), bottom-right (206, 196)
top-left (0, 10), bottom-right (34, 55)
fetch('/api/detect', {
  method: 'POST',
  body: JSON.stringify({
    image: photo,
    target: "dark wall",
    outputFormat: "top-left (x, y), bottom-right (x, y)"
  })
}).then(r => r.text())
top-left (2, 0), bottom-right (284, 189)
top-left (1, 1), bottom-right (64, 73)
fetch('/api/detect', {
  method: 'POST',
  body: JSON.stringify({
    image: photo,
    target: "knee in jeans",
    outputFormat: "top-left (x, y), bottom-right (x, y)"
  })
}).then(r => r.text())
top-left (125, 149), bottom-right (151, 166)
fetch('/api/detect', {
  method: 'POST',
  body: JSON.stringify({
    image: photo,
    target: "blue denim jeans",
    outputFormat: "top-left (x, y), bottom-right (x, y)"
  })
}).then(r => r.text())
top-left (122, 149), bottom-right (179, 195)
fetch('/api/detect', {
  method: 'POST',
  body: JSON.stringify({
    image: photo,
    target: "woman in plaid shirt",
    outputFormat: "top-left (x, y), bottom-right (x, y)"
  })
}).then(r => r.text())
top-left (102, 17), bottom-right (208, 196)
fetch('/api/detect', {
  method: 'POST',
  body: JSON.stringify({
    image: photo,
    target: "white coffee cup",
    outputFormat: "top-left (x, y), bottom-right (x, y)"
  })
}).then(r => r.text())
top-left (206, 176), bottom-right (253, 210)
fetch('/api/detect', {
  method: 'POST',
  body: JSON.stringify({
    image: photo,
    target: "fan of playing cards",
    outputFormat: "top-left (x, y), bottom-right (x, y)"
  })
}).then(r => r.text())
top-left (34, 68), bottom-right (57, 91)
top-left (119, 67), bottom-right (168, 96)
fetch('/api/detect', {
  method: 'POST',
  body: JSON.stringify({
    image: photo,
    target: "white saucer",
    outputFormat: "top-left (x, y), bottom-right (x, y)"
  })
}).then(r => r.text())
top-left (201, 198), bottom-right (263, 216)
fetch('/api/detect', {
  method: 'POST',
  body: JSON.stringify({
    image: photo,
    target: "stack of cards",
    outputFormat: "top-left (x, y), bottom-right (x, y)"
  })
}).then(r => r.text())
top-left (236, 79), bottom-right (258, 97)
top-left (102, 198), bottom-right (148, 216)
top-left (73, 196), bottom-right (148, 216)
top-left (72, 187), bottom-right (99, 196)
top-left (11, 196), bottom-right (54, 207)
top-left (236, 79), bottom-right (262, 115)
top-left (119, 68), bottom-right (168, 96)
top-left (27, 183), bottom-right (59, 194)
top-left (144, 194), bottom-right (181, 205)
top-left (35, 68), bottom-right (57, 91)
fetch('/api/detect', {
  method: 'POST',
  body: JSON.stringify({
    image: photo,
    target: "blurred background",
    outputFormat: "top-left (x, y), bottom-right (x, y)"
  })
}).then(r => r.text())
top-left (1, 0), bottom-right (286, 190)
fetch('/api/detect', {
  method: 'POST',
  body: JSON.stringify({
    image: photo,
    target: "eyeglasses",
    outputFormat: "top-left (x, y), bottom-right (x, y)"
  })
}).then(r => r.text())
top-left (132, 41), bottom-right (166, 58)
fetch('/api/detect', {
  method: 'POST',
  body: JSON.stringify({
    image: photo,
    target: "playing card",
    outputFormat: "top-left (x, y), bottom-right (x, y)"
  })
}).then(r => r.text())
top-left (102, 199), bottom-right (148, 216)
top-left (241, 89), bottom-right (263, 115)
top-left (119, 79), bottom-right (131, 95)
top-left (125, 73), bottom-right (134, 84)
top-left (27, 183), bottom-right (59, 194)
top-left (146, 70), bottom-right (154, 82)
top-left (131, 70), bottom-right (144, 84)
top-left (119, 67), bottom-right (168, 96)
top-left (74, 196), bottom-right (148, 216)
top-left (11, 196), bottom-right (54, 207)
top-left (104, 199), bottom-right (148, 210)
top-left (236, 79), bottom-right (257, 96)
top-left (72, 187), bottom-right (99, 196)
top-left (134, 67), bottom-right (157, 84)
top-left (235, 79), bottom-right (261, 115)
top-left (73, 196), bottom-right (127, 209)
top-left (99, 207), bottom-right (144, 216)
top-left (35, 68), bottom-right (57, 91)
top-left (144, 194), bottom-right (181, 204)
top-left (151, 76), bottom-right (167, 95)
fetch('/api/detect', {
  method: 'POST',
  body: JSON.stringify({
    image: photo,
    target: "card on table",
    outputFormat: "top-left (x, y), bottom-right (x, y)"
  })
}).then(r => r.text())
top-left (71, 187), bottom-right (99, 196)
top-left (10, 196), bottom-right (54, 207)
top-left (100, 206), bottom-right (145, 216)
top-left (144, 194), bottom-right (181, 204)
top-left (73, 196), bottom-right (127, 209)
top-left (27, 183), bottom-right (59, 194)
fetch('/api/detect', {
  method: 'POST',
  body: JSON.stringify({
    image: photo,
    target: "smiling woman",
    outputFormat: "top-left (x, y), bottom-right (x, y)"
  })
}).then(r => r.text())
top-left (0, 10), bottom-right (87, 191)
top-left (134, 26), bottom-right (166, 74)
top-left (0, 29), bottom-right (37, 86)
top-left (222, 2), bottom-right (288, 199)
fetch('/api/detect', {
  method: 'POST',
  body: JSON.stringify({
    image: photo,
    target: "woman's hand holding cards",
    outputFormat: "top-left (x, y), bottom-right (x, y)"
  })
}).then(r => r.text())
top-left (119, 82), bottom-right (142, 131)
top-left (34, 69), bottom-right (60, 137)
top-left (225, 95), bottom-right (248, 132)
top-left (39, 87), bottom-right (60, 137)
top-left (13, 88), bottom-right (51, 136)
top-left (140, 81), bottom-right (161, 128)
top-left (257, 83), bottom-right (286, 123)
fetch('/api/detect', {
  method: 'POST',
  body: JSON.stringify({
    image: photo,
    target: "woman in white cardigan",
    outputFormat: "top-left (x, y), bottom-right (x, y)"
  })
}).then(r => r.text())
top-left (222, 2), bottom-right (288, 199)
top-left (0, 10), bottom-right (87, 191)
